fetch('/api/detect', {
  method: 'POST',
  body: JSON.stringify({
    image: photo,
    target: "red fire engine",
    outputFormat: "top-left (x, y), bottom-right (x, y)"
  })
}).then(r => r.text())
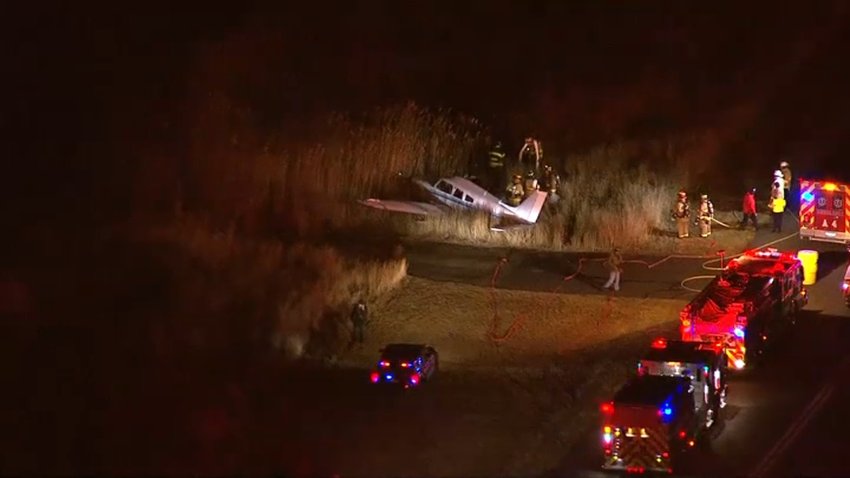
top-left (601, 375), bottom-right (695, 474)
top-left (799, 179), bottom-right (850, 245)
top-left (680, 248), bottom-right (808, 370)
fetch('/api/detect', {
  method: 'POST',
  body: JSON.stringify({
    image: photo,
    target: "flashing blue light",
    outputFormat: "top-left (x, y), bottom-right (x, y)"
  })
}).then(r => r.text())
top-left (663, 406), bottom-right (673, 416)
top-left (734, 327), bottom-right (745, 339)
top-left (703, 365), bottom-right (710, 374)
top-left (802, 192), bottom-right (814, 203)
top-left (385, 374), bottom-right (393, 381)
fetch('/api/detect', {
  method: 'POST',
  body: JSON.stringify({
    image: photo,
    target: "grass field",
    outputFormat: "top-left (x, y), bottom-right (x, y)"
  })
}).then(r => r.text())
top-left (283, 277), bottom-right (689, 477)
top-left (342, 277), bottom-right (687, 367)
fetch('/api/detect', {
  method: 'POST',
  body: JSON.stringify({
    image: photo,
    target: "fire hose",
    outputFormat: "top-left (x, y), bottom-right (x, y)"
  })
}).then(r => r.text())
top-left (679, 231), bottom-right (799, 292)
top-left (487, 238), bottom-right (719, 344)
top-left (487, 255), bottom-right (615, 343)
top-left (488, 229), bottom-right (799, 343)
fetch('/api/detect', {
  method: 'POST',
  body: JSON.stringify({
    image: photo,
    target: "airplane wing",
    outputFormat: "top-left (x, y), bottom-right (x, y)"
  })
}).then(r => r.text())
top-left (489, 221), bottom-right (536, 232)
top-left (358, 198), bottom-right (446, 216)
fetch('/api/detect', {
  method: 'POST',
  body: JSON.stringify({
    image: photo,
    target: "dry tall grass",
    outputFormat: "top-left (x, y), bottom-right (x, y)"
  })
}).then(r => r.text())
top-left (146, 89), bottom-right (717, 253)
top-left (386, 141), bottom-right (681, 252)
top-left (275, 103), bottom-right (487, 237)
top-left (138, 217), bottom-right (407, 360)
top-left (557, 142), bottom-right (678, 251)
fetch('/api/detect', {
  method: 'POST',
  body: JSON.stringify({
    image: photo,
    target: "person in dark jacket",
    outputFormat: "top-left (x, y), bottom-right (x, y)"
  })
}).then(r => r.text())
top-left (487, 141), bottom-right (507, 192)
top-left (519, 137), bottom-right (543, 175)
top-left (741, 188), bottom-right (758, 230)
top-left (350, 299), bottom-right (368, 344)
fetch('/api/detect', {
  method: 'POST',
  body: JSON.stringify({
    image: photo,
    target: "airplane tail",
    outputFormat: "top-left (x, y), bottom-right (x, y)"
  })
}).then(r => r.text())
top-left (513, 190), bottom-right (548, 223)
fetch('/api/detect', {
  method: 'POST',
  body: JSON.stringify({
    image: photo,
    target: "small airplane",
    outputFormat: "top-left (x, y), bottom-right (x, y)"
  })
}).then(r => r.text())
top-left (358, 176), bottom-right (548, 231)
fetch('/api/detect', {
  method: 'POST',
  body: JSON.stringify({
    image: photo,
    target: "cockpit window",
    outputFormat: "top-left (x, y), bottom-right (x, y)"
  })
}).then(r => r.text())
top-left (464, 194), bottom-right (474, 203)
top-left (435, 180), bottom-right (453, 194)
top-left (453, 188), bottom-right (464, 199)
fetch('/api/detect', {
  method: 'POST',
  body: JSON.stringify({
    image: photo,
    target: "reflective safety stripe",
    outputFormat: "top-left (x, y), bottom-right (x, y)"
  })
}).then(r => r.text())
top-left (846, 190), bottom-right (850, 232)
top-left (615, 424), bottom-right (669, 471)
top-left (800, 181), bottom-right (816, 227)
top-left (489, 151), bottom-right (505, 167)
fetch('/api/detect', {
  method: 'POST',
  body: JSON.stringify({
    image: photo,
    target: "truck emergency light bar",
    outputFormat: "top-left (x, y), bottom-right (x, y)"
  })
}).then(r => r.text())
top-left (747, 248), bottom-right (798, 261)
top-left (753, 248), bottom-right (782, 258)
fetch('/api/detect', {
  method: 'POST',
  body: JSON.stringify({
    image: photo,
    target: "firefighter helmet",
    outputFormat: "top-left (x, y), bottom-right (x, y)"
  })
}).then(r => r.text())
top-left (701, 194), bottom-right (708, 200)
top-left (678, 190), bottom-right (687, 198)
top-left (779, 161), bottom-right (790, 169)
top-left (773, 169), bottom-right (783, 178)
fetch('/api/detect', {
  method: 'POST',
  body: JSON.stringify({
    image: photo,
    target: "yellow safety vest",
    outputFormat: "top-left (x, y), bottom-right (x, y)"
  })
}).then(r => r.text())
top-left (771, 198), bottom-right (786, 213)
top-left (489, 150), bottom-right (505, 168)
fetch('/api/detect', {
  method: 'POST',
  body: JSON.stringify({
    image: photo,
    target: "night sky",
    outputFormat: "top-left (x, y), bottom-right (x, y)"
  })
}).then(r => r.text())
top-left (6, 1), bottom-right (850, 231)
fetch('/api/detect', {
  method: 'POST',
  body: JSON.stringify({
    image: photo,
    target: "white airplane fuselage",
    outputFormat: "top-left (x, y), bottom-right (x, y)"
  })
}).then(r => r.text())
top-left (359, 176), bottom-right (547, 230)
top-left (412, 177), bottom-right (511, 218)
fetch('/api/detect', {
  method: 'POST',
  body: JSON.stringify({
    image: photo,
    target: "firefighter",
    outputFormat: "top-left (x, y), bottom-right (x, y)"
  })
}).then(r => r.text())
top-left (780, 161), bottom-right (793, 210)
top-left (487, 141), bottom-right (506, 192)
top-left (768, 182), bottom-right (786, 233)
top-left (697, 193), bottom-right (714, 237)
top-left (772, 170), bottom-right (785, 199)
top-left (518, 137), bottom-right (543, 175)
top-left (505, 174), bottom-right (524, 206)
top-left (541, 163), bottom-right (561, 206)
top-left (522, 169), bottom-right (539, 198)
top-left (602, 247), bottom-right (623, 292)
top-left (350, 299), bottom-right (368, 344)
top-left (741, 187), bottom-right (758, 230)
top-left (672, 190), bottom-right (690, 238)
top-left (541, 164), bottom-right (561, 195)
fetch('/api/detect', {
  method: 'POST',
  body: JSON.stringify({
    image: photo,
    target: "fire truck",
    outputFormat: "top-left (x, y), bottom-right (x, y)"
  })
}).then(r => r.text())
top-left (799, 179), bottom-right (850, 245)
top-left (600, 375), bottom-right (697, 474)
top-left (680, 248), bottom-right (808, 370)
top-left (638, 338), bottom-right (728, 430)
